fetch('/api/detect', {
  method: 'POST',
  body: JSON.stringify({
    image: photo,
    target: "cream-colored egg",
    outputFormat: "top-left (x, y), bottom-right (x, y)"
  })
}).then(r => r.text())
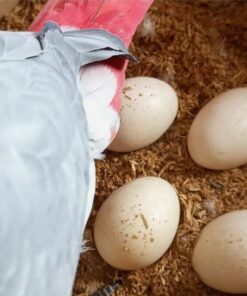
top-left (94, 177), bottom-right (180, 270)
top-left (192, 210), bottom-right (247, 294)
top-left (0, 0), bottom-right (19, 18)
top-left (108, 77), bottom-right (178, 152)
top-left (188, 88), bottom-right (247, 170)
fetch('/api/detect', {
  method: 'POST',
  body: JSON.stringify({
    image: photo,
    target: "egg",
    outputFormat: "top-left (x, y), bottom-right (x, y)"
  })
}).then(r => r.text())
top-left (0, 0), bottom-right (19, 18)
top-left (192, 210), bottom-right (247, 294)
top-left (108, 77), bottom-right (178, 152)
top-left (188, 88), bottom-right (247, 170)
top-left (94, 177), bottom-right (180, 270)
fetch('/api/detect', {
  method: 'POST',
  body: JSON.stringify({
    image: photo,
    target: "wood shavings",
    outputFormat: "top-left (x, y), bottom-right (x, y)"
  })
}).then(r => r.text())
top-left (1, 0), bottom-right (246, 295)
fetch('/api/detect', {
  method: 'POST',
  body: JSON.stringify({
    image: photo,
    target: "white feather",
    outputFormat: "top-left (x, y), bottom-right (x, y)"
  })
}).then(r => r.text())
top-left (78, 64), bottom-right (119, 156)
top-left (139, 14), bottom-right (155, 38)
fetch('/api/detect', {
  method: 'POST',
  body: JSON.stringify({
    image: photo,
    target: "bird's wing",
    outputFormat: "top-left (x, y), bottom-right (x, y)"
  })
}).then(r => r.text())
top-left (0, 27), bottom-right (133, 64)
top-left (64, 29), bottom-right (129, 53)
top-left (0, 49), bottom-right (91, 296)
top-left (63, 28), bottom-right (136, 66)
top-left (0, 31), bottom-right (43, 61)
top-left (0, 25), bottom-right (134, 295)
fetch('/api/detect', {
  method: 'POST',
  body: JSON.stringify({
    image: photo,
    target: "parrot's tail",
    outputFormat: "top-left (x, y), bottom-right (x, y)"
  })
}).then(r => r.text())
top-left (29, 0), bottom-right (154, 46)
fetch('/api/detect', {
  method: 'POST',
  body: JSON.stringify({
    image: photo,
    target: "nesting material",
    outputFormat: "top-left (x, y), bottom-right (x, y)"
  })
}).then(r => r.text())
top-left (1, 0), bottom-right (246, 295)
top-left (0, 0), bottom-right (20, 18)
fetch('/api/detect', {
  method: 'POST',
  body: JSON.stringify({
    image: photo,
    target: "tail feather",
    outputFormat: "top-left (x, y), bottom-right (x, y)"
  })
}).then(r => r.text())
top-left (30, 0), bottom-right (154, 46)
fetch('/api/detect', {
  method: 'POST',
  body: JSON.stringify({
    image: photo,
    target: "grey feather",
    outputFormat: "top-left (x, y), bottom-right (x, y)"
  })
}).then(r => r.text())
top-left (63, 28), bottom-right (129, 53)
top-left (0, 22), bottom-right (135, 65)
top-left (0, 31), bottom-right (43, 60)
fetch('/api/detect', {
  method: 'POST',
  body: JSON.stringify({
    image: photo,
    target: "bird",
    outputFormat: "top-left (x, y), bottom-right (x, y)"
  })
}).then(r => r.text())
top-left (0, 1), bottom-right (153, 296)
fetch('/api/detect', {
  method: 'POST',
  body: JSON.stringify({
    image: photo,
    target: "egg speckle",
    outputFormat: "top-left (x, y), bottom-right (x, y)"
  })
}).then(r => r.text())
top-left (94, 177), bottom-right (180, 270)
top-left (192, 210), bottom-right (247, 294)
top-left (188, 87), bottom-right (247, 170)
top-left (108, 77), bottom-right (178, 152)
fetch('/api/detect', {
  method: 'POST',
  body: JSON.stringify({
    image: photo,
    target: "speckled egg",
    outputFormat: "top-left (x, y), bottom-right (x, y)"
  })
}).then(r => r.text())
top-left (192, 210), bottom-right (247, 294)
top-left (108, 77), bottom-right (178, 152)
top-left (94, 177), bottom-right (180, 270)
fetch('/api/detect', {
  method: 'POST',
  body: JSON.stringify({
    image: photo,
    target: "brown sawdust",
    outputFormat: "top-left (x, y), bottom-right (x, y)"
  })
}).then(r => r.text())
top-left (1, 0), bottom-right (246, 295)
